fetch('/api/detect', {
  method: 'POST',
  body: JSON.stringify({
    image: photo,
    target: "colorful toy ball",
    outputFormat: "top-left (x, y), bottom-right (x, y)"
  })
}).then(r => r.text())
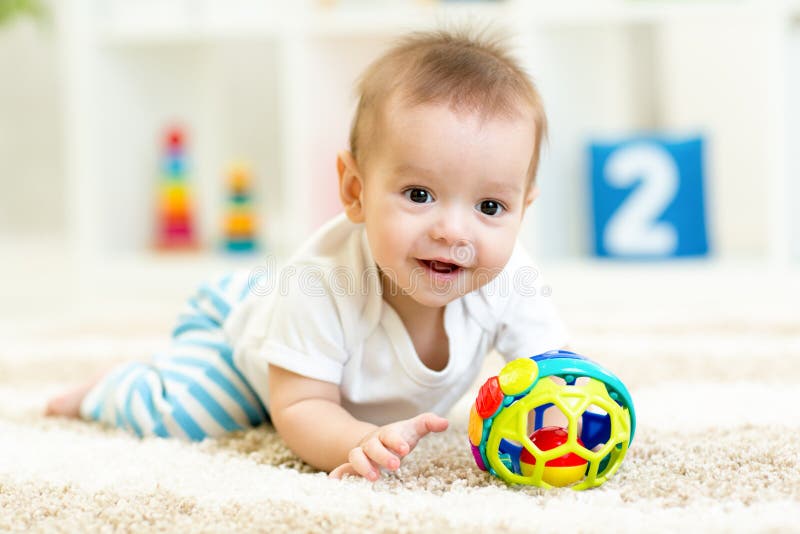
top-left (468, 350), bottom-right (636, 490)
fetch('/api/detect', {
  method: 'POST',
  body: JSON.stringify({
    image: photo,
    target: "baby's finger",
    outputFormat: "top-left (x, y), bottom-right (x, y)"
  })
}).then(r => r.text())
top-left (348, 446), bottom-right (381, 481)
top-left (328, 463), bottom-right (358, 480)
top-left (418, 412), bottom-right (449, 434)
top-left (405, 413), bottom-right (450, 445)
top-left (362, 436), bottom-right (401, 471)
top-left (378, 429), bottom-right (410, 458)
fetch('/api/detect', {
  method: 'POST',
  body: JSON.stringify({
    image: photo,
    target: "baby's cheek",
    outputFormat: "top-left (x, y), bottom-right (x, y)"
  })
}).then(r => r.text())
top-left (367, 216), bottom-right (394, 254)
top-left (480, 237), bottom-right (515, 271)
top-left (468, 249), bottom-right (509, 292)
top-left (371, 244), bottom-right (397, 275)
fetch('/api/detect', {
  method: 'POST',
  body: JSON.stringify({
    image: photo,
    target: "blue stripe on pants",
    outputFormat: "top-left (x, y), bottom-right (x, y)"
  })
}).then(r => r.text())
top-left (171, 314), bottom-right (220, 338)
top-left (171, 337), bottom-right (266, 422)
top-left (134, 377), bottom-right (170, 438)
top-left (160, 369), bottom-right (243, 433)
top-left (169, 355), bottom-right (265, 427)
top-left (79, 269), bottom-right (268, 441)
top-left (198, 284), bottom-right (232, 321)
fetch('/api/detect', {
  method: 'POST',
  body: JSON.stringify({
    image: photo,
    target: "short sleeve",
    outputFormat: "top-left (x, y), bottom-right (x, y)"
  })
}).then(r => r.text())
top-left (492, 244), bottom-right (569, 361)
top-left (239, 263), bottom-right (350, 385)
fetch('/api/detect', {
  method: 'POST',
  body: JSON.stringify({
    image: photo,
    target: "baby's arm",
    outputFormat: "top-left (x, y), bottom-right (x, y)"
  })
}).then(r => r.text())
top-left (267, 364), bottom-right (448, 480)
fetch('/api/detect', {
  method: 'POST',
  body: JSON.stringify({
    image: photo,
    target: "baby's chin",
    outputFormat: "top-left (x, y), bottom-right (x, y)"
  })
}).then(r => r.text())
top-left (406, 291), bottom-right (460, 309)
top-left (404, 279), bottom-right (479, 308)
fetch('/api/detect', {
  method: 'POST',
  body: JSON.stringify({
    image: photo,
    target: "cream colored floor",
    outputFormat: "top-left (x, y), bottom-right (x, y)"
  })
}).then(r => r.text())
top-left (2, 241), bottom-right (799, 532)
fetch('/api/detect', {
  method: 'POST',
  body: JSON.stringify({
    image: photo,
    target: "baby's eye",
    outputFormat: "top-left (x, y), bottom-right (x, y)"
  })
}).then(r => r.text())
top-left (477, 200), bottom-right (505, 216)
top-left (404, 188), bottom-right (433, 204)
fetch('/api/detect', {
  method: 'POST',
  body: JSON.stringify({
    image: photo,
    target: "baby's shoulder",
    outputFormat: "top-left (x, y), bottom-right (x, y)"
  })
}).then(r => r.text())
top-left (273, 217), bottom-right (380, 341)
top-left (266, 214), bottom-right (364, 294)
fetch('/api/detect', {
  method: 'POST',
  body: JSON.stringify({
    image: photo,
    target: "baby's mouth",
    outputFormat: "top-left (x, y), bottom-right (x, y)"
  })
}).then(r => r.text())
top-left (418, 259), bottom-right (462, 274)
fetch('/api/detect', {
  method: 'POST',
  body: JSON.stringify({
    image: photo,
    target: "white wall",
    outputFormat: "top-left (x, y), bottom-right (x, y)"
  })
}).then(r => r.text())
top-left (654, 15), bottom-right (774, 259)
top-left (304, 35), bottom-right (397, 231)
top-left (0, 12), bottom-right (64, 237)
top-left (517, 24), bottom-right (658, 259)
top-left (787, 26), bottom-right (800, 261)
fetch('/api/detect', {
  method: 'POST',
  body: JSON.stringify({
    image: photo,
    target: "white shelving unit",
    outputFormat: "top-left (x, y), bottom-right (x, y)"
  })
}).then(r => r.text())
top-left (55, 0), bottom-right (800, 291)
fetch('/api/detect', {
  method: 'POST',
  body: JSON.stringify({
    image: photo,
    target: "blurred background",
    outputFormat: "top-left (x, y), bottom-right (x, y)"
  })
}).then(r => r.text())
top-left (1, 0), bottom-right (798, 326)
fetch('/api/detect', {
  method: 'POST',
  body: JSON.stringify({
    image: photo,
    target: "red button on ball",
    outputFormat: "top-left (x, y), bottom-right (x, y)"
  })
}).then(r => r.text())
top-left (475, 376), bottom-right (504, 419)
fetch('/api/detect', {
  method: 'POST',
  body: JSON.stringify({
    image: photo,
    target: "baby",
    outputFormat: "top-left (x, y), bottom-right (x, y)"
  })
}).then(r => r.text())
top-left (45, 28), bottom-right (568, 482)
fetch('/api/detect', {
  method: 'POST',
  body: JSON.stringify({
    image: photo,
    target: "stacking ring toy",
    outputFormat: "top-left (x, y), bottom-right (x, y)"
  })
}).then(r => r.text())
top-left (469, 350), bottom-right (635, 490)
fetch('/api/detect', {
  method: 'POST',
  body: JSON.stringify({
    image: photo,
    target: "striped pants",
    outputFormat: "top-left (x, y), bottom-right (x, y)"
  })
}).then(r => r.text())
top-left (79, 270), bottom-right (269, 441)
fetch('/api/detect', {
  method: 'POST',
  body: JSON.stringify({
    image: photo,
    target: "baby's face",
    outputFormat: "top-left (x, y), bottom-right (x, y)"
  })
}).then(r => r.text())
top-left (360, 100), bottom-right (538, 308)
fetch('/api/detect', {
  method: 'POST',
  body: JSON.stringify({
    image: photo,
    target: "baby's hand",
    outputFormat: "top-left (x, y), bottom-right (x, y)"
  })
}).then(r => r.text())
top-left (328, 412), bottom-right (449, 482)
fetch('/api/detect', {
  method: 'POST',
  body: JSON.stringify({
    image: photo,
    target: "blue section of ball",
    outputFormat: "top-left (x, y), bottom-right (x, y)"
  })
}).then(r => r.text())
top-left (580, 411), bottom-right (612, 450)
top-left (532, 350), bottom-right (588, 363)
top-left (533, 403), bottom-right (552, 431)
top-left (499, 439), bottom-right (523, 475)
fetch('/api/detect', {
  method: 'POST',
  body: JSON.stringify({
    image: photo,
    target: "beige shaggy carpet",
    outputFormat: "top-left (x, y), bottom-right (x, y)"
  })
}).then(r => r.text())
top-left (1, 260), bottom-right (799, 533)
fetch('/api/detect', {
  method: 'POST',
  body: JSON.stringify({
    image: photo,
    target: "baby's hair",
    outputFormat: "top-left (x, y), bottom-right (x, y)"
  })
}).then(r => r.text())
top-left (349, 27), bottom-right (547, 184)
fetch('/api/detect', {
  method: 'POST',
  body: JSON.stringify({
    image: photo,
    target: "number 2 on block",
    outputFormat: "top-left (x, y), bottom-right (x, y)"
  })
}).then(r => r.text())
top-left (603, 143), bottom-right (679, 256)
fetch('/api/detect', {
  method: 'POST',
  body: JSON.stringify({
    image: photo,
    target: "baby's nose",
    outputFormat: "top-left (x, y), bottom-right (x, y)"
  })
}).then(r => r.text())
top-left (430, 212), bottom-right (466, 245)
top-left (429, 216), bottom-right (476, 266)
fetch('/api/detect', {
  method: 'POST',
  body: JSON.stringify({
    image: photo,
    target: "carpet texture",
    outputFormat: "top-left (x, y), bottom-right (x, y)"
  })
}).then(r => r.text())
top-left (2, 266), bottom-right (799, 533)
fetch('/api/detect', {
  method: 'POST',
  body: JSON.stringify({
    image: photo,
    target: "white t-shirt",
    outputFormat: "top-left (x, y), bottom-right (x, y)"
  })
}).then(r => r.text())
top-left (225, 213), bottom-right (568, 426)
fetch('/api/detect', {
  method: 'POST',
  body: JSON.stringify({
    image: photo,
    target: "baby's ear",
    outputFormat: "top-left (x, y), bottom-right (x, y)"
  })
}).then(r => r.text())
top-left (523, 184), bottom-right (540, 210)
top-left (337, 151), bottom-right (365, 223)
